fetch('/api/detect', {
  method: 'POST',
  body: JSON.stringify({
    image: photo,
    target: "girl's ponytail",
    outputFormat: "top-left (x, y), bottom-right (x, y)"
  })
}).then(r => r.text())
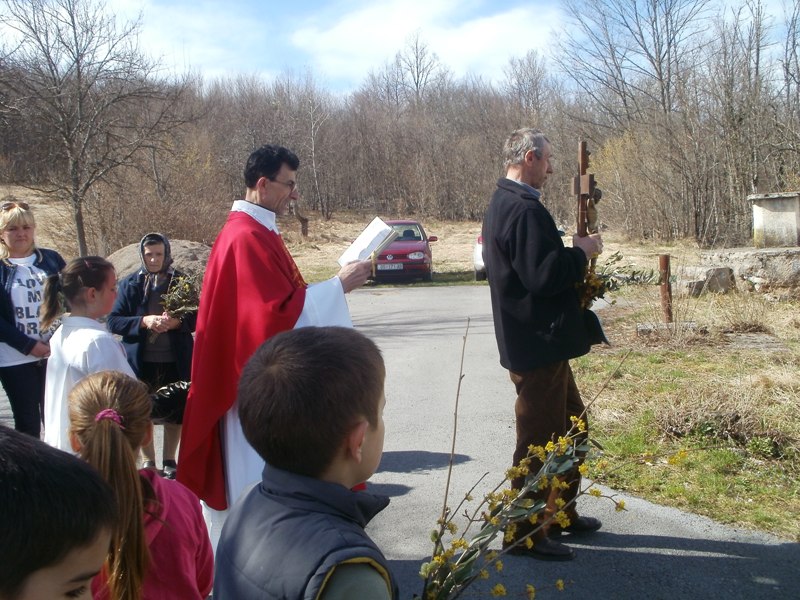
top-left (68, 371), bottom-right (153, 600)
top-left (39, 273), bottom-right (63, 331)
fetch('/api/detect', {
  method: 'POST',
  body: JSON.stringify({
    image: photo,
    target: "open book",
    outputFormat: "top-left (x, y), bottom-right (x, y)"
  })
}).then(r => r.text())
top-left (338, 217), bottom-right (399, 266)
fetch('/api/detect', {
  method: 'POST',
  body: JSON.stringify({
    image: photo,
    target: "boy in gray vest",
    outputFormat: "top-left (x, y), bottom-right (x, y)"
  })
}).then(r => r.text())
top-left (213, 326), bottom-right (398, 599)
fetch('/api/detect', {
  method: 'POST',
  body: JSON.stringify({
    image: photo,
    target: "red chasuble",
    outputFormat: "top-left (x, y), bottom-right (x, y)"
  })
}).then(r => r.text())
top-left (178, 212), bottom-right (306, 509)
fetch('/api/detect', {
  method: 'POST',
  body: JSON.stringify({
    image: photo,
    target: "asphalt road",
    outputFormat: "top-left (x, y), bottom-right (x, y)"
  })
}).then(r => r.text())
top-left (348, 286), bottom-right (798, 600)
top-left (2, 285), bottom-right (797, 599)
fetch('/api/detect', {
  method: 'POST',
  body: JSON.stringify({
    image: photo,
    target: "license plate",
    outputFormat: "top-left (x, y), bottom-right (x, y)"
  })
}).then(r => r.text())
top-left (377, 263), bottom-right (403, 271)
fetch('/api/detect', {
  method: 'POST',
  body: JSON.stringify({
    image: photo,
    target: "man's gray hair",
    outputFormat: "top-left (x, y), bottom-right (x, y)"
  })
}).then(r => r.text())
top-left (502, 128), bottom-right (549, 169)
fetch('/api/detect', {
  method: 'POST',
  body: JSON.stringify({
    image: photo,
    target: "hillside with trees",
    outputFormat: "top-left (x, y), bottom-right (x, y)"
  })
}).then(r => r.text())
top-left (1, 0), bottom-right (799, 255)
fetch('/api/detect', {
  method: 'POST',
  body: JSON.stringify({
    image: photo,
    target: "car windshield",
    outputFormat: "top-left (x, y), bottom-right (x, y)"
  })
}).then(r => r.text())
top-left (392, 224), bottom-right (422, 241)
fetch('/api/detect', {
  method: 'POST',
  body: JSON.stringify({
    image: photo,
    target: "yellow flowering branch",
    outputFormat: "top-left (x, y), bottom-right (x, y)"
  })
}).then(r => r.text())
top-left (418, 335), bottom-right (635, 600)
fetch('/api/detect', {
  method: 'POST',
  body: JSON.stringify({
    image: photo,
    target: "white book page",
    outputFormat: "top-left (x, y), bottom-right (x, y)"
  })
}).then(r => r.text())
top-left (337, 217), bottom-right (398, 266)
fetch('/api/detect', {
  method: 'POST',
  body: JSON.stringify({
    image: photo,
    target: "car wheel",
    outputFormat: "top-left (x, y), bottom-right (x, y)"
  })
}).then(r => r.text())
top-left (423, 271), bottom-right (433, 282)
top-left (475, 269), bottom-right (487, 281)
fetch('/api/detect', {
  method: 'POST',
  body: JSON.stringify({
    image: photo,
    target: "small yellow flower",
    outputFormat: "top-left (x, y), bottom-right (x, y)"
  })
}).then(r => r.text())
top-left (526, 584), bottom-right (536, 599)
top-left (578, 463), bottom-right (589, 476)
top-left (495, 560), bottom-right (503, 572)
top-left (490, 583), bottom-right (507, 597)
top-left (503, 523), bottom-right (517, 543)
top-left (528, 445), bottom-right (547, 461)
top-left (479, 569), bottom-right (489, 580)
top-left (569, 416), bottom-right (587, 432)
top-left (451, 538), bottom-right (468, 550)
top-left (554, 511), bottom-right (571, 528)
top-left (432, 554), bottom-right (445, 566)
top-left (524, 537), bottom-right (534, 549)
top-left (538, 477), bottom-right (550, 490)
top-left (589, 488), bottom-right (602, 498)
top-left (555, 498), bottom-right (566, 509)
top-left (616, 500), bottom-right (626, 512)
top-left (528, 513), bottom-right (538, 525)
top-left (545, 441), bottom-right (556, 453)
top-left (446, 522), bottom-right (458, 534)
top-left (490, 516), bottom-right (501, 526)
top-left (555, 579), bottom-right (565, 591)
top-left (668, 449), bottom-right (689, 465)
top-left (486, 551), bottom-right (498, 561)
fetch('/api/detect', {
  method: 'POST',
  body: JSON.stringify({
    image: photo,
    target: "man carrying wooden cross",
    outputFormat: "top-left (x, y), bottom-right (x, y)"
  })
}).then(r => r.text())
top-left (482, 128), bottom-right (604, 561)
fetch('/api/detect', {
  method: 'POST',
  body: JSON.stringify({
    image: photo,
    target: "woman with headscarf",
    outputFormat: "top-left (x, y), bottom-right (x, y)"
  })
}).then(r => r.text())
top-left (107, 233), bottom-right (196, 479)
top-left (0, 199), bottom-right (66, 437)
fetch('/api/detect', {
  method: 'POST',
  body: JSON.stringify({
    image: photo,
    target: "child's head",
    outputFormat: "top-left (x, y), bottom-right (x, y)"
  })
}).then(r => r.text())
top-left (68, 370), bottom-right (153, 600)
top-left (238, 326), bottom-right (386, 481)
top-left (40, 256), bottom-right (117, 329)
top-left (0, 425), bottom-right (116, 600)
top-left (69, 369), bottom-right (152, 466)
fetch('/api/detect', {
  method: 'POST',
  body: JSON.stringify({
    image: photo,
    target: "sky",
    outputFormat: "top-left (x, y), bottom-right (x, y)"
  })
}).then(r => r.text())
top-left (107, 0), bottom-right (566, 92)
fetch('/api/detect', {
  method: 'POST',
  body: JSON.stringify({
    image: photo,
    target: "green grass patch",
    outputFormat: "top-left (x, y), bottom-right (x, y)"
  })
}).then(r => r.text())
top-left (578, 288), bottom-right (800, 541)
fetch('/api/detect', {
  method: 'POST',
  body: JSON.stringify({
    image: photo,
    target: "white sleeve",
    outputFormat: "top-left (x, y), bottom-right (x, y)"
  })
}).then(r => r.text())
top-left (295, 277), bottom-right (352, 328)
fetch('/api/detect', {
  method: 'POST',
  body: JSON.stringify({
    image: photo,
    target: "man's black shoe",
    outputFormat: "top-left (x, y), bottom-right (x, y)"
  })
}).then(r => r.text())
top-left (548, 516), bottom-right (602, 537)
top-left (503, 537), bottom-right (576, 561)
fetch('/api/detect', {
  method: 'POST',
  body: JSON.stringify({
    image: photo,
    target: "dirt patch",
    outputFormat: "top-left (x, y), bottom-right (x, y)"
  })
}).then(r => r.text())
top-left (722, 332), bottom-right (788, 352)
top-left (0, 189), bottom-right (482, 277)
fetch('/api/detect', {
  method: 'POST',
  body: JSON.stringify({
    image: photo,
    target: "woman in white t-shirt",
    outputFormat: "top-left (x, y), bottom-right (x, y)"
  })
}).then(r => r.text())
top-left (0, 200), bottom-right (66, 438)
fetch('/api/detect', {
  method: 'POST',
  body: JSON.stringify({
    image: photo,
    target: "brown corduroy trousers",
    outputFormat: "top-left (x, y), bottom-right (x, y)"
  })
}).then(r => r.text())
top-left (508, 361), bottom-right (588, 539)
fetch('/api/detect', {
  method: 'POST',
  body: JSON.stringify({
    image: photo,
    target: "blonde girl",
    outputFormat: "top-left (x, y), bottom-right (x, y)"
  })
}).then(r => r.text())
top-left (68, 370), bottom-right (213, 599)
top-left (41, 256), bottom-right (135, 451)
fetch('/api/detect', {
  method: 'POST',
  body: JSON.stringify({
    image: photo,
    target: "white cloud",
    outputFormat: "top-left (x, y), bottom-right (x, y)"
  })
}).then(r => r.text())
top-left (429, 6), bottom-right (563, 83)
top-left (102, 0), bottom-right (565, 89)
top-left (290, 0), bottom-right (564, 89)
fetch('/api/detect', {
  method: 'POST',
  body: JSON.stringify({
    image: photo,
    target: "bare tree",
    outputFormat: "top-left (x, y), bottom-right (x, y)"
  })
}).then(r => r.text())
top-left (0, 0), bottom-right (194, 255)
top-left (556, 0), bottom-right (711, 126)
top-left (395, 31), bottom-right (446, 106)
top-left (503, 50), bottom-right (550, 123)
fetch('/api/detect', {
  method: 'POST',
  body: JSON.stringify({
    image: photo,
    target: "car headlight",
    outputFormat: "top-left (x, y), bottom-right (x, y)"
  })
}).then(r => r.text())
top-left (408, 251), bottom-right (424, 260)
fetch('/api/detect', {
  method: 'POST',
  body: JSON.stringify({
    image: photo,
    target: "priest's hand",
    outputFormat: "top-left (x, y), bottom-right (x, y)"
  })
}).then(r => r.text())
top-left (337, 259), bottom-right (372, 293)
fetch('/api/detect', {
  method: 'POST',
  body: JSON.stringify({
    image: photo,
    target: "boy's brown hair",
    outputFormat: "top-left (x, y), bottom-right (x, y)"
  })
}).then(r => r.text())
top-left (238, 326), bottom-right (385, 478)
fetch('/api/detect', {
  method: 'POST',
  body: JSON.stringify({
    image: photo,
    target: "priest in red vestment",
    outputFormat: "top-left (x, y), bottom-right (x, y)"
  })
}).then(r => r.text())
top-left (178, 145), bottom-right (372, 546)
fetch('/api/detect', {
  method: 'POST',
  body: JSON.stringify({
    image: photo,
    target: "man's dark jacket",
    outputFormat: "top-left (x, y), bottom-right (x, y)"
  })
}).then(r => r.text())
top-left (213, 464), bottom-right (398, 599)
top-left (482, 178), bottom-right (590, 371)
top-left (0, 248), bottom-right (65, 355)
top-left (106, 269), bottom-right (196, 380)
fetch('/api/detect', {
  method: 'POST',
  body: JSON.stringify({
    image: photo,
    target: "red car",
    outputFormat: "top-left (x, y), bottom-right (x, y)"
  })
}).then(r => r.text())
top-left (374, 220), bottom-right (437, 282)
